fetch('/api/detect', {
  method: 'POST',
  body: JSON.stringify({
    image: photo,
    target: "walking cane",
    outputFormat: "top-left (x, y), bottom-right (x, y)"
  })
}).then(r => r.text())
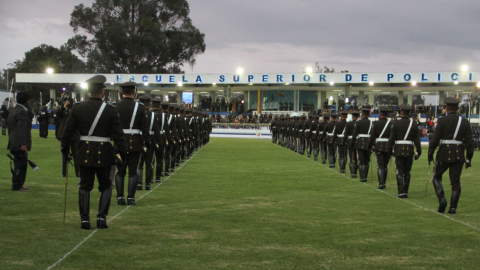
top-left (423, 160), bottom-right (432, 210)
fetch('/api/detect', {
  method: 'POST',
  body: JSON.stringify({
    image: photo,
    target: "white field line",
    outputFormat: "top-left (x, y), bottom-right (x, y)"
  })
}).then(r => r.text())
top-left (276, 143), bottom-right (480, 233)
top-left (46, 140), bottom-right (214, 270)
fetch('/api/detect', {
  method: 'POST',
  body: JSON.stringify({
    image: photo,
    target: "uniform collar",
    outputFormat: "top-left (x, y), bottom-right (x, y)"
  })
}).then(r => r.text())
top-left (89, 97), bottom-right (102, 101)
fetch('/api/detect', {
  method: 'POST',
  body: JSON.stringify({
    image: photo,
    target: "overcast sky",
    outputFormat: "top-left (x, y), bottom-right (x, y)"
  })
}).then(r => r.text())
top-left (1, 0), bottom-right (479, 74)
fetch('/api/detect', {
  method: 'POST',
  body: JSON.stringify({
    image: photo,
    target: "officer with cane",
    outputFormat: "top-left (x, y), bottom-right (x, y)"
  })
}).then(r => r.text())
top-left (369, 106), bottom-right (393, 189)
top-left (61, 75), bottom-right (126, 229)
top-left (428, 97), bottom-right (474, 214)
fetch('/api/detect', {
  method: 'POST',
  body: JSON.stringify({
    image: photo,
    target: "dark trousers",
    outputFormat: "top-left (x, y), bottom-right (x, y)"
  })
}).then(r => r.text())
top-left (155, 144), bottom-right (165, 179)
top-left (394, 156), bottom-right (413, 176)
top-left (11, 148), bottom-right (28, 190)
top-left (432, 161), bottom-right (463, 192)
top-left (356, 149), bottom-right (370, 165)
top-left (1, 119), bottom-right (6, 135)
top-left (78, 166), bottom-right (112, 192)
top-left (165, 141), bottom-right (174, 171)
top-left (375, 152), bottom-right (391, 170)
top-left (62, 141), bottom-right (79, 177)
top-left (336, 145), bottom-right (347, 168)
top-left (320, 141), bottom-right (327, 161)
top-left (40, 120), bottom-right (48, 137)
top-left (139, 146), bottom-right (156, 184)
top-left (117, 151), bottom-right (141, 178)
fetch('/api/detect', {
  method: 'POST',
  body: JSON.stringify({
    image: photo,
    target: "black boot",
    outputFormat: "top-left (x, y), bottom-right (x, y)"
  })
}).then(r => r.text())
top-left (79, 189), bottom-right (90, 230)
top-left (403, 173), bottom-right (411, 198)
top-left (359, 165), bottom-right (367, 182)
top-left (329, 155), bottom-right (335, 168)
top-left (365, 163), bottom-right (370, 182)
top-left (377, 169), bottom-right (385, 189)
top-left (448, 189), bottom-right (461, 214)
top-left (313, 148), bottom-right (318, 161)
top-left (136, 169), bottom-right (143, 190)
top-left (127, 175), bottom-right (138, 205)
top-left (396, 175), bottom-right (405, 198)
top-left (156, 161), bottom-right (163, 180)
top-left (432, 178), bottom-right (447, 213)
top-left (145, 169), bottom-right (152, 190)
top-left (115, 174), bottom-right (126, 206)
top-left (339, 159), bottom-right (346, 173)
top-left (97, 188), bottom-right (112, 229)
top-left (352, 164), bottom-right (358, 178)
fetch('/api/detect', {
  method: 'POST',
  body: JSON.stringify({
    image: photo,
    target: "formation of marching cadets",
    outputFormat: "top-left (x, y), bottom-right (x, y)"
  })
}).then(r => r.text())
top-left (271, 98), bottom-right (473, 214)
top-left (60, 75), bottom-right (212, 230)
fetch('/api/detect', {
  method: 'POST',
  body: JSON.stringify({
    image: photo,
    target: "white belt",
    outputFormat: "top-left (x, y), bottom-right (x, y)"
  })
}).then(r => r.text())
top-left (80, 136), bottom-right (110, 142)
top-left (123, 129), bottom-right (141, 134)
top-left (358, 134), bottom-right (370, 138)
top-left (299, 129), bottom-right (303, 132)
top-left (319, 132), bottom-right (324, 135)
top-left (327, 133), bottom-right (334, 136)
top-left (149, 131), bottom-right (154, 135)
top-left (305, 129), bottom-right (310, 131)
top-left (395, 140), bottom-right (414, 145)
top-left (337, 135), bottom-right (344, 138)
top-left (160, 131), bottom-right (165, 134)
top-left (441, 140), bottom-right (463, 145)
top-left (376, 138), bottom-right (389, 142)
top-left (312, 131), bottom-right (317, 134)
top-left (347, 136), bottom-right (353, 139)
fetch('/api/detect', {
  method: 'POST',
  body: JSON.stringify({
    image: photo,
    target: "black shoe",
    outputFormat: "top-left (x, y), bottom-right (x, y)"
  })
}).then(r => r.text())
top-left (175, 163), bottom-right (180, 166)
top-left (438, 198), bottom-right (447, 213)
top-left (351, 174), bottom-right (357, 178)
top-left (136, 184), bottom-right (143, 191)
top-left (127, 198), bottom-right (136, 205)
top-left (403, 193), bottom-right (408, 198)
top-left (397, 194), bottom-right (406, 199)
top-left (360, 179), bottom-right (367, 183)
top-left (170, 169), bottom-right (175, 173)
top-left (377, 185), bottom-right (385, 189)
top-left (145, 184), bottom-right (151, 190)
top-left (314, 157), bottom-right (317, 161)
top-left (160, 172), bottom-right (165, 177)
top-left (97, 218), bottom-right (108, 229)
top-left (117, 197), bottom-right (126, 205)
top-left (181, 159), bottom-right (185, 162)
top-left (155, 178), bottom-right (161, 183)
top-left (448, 208), bottom-right (456, 214)
top-left (164, 172), bottom-right (170, 176)
top-left (340, 169), bottom-right (345, 173)
top-left (81, 221), bottom-right (90, 230)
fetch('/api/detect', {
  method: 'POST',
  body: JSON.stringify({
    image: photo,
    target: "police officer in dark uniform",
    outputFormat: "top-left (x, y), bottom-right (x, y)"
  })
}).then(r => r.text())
top-left (56, 97), bottom-right (79, 178)
top-left (114, 82), bottom-right (149, 206)
top-left (369, 106), bottom-right (393, 189)
top-left (318, 113), bottom-right (329, 164)
top-left (270, 116), bottom-right (278, 144)
top-left (345, 111), bottom-right (359, 178)
top-left (174, 105), bottom-right (184, 166)
top-left (61, 75), bottom-right (126, 230)
top-left (304, 114), bottom-right (313, 157)
top-left (152, 100), bottom-right (169, 180)
top-left (39, 106), bottom-right (50, 138)
top-left (322, 113), bottom-right (337, 168)
top-left (334, 111), bottom-right (348, 173)
top-left (185, 108), bottom-right (194, 158)
top-left (137, 95), bottom-right (161, 190)
top-left (165, 103), bottom-right (178, 174)
top-left (428, 97), bottom-right (474, 213)
top-left (179, 107), bottom-right (188, 162)
top-left (387, 104), bottom-right (421, 198)
top-left (351, 108), bottom-right (373, 182)
top-left (1, 104), bottom-right (9, 135)
top-left (296, 115), bottom-right (307, 155)
top-left (308, 114), bottom-right (320, 161)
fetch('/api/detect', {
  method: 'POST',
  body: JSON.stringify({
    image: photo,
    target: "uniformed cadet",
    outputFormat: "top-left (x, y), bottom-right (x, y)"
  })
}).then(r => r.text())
top-left (185, 108), bottom-right (195, 158)
top-left (296, 115), bottom-right (307, 155)
top-left (428, 97), bottom-right (474, 214)
top-left (387, 104), bottom-right (421, 198)
top-left (345, 111), bottom-right (359, 178)
top-left (173, 105), bottom-right (184, 166)
top-left (369, 106), bottom-right (393, 189)
top-left (270, 116), bottom-right (278, 144)
top-left (165, 104), bottom-right (178, 174)
top-left (61, 75), bottom-right (126, 230)
top-left (179, 107), bottom-right (188, 162)
top-left (114, 82), bottom-right (149, 206)
top-left (56, 97), bottom-right (79, 178)
top-left (1, 104), bottom-right (8, 135)
top-left (351, 107), bottom-right (373, 182)
top-left (39, 106), bottom-right (50, 138)
top-left (322, 113), bottom-right (337, 168)
top-left (137, 95), bottom-right (161, 190)
top-left (334, 111), bottom-right (348, 173)
top-left (305, 114), bottom-right (314, 157)
top-left (318, 113), bottom-right (329, 164)
top-left (152, 100), bottom-right (169, 180)
top-left (308, 114), bottom-right (321, 161)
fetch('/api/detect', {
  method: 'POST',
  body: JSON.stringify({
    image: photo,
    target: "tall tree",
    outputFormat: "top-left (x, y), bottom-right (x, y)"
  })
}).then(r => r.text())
top-left (8, 44), bottom-right (87, 111)
top-left (68, 0), bottom-right (206, 74)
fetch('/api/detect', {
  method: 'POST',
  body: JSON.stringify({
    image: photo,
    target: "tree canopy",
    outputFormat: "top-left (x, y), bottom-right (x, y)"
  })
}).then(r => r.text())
top-left (67, 0), bottom-right (206, 73)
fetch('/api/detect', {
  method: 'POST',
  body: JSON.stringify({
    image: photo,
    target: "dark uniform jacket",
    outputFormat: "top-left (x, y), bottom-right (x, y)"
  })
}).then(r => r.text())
top-left (344, 120), bottom-right (356, 148)
top-left (334, 120), bottom-right (347, 145)
top-left (296, 120), bottom-right (306, 138)
top-left (317, 120), bottom-right (328, 142)
top-left (270, 120), bottom-right (277, 132)
top-left (387, 116), bottom-right (421, 157)
top-left (8, 104), bottom-right (32, 151)
top-left (308, 120), bottom-right (320, 140)
top-left (145, 109), bottom-right (162, 146)
top-left (352, 118), bottom-right (372, 150)
top-left (55, 105), bottom-right (72, 140)
top-left (153, 109), bottom-right (169, 143)
top-left (429, 113), bottom-right (473, 162)
top-left (115, 98), bottom-right (149, 152)
top-left (322, 121), bottom-right (337, 145)
top-left (304, 119), bottom-right (312, 138)
top-left (175, 114), bottom-right (184, 139)
top-left (167, 112), bottom-right (178, 141)
top-left (369, 118), bottom-right (392, 152)
top-left (61, 98), bottom-right (126, 167)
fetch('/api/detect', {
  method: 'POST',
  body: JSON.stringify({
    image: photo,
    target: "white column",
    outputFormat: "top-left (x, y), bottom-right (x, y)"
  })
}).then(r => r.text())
top-left (176, 90), bottom-right (183, 104)
top-left (359, 91), bottom-right (365, 106)
top-left (368, 93), bottom-right (375, 105)
top-left (244, 91), bottom-right (249, 110)
top-left (398, 91), bottom-right (404, 105)
top-left (438, 90), bottom-right (445, 105)
top-left (407, 93), bottom-right (413, 105)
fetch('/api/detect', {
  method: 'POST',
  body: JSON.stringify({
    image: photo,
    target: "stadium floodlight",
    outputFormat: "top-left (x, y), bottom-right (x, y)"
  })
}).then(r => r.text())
top-left (411, 81), bottom-right (417, 86)
top-left (46, 68), bottom-right (54, 74)
top-left (178, 82), bottom-right (183, 86)
top-left (477, 82), bottom-right (480, 88)
top-left (80, 82), bottom-right (88, 89)
top-left (461, 65), bottom-right (469, 72)
top-left (454, 81), bottom-right (459, 85)
top-left (212, 82), bottom-right (216, 86)
top-left (237, 67), bottom-right (244, 74)
top-left (369, 81), bottom-right (374, 86)
top-left (306, 67), bottom-right (313, 73)
top-left (143, 82), bottom-right (149, 86)
top-left (329, 81), bottom-right (335, 86)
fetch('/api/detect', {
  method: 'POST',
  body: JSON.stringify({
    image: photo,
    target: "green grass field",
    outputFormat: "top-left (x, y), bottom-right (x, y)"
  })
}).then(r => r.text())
top-left (1, 131), bottom-right (480, 269)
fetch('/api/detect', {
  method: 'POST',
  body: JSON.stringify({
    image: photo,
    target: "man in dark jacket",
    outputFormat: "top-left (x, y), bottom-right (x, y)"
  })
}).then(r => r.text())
top-left (8, 92), bottom-right (32, 191)
top-left (61, 75), bottom-right (126, 229)
top-left (428, 97), bottom-right (474, 213)
top-left (369, 106), bottom-right (393, 189)
top-left (345, 111), bottom-right (359, 178)
top-left (322, 113), bottom-right (337, 168)
top-left (351, 108), bottom-right (373, 182)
